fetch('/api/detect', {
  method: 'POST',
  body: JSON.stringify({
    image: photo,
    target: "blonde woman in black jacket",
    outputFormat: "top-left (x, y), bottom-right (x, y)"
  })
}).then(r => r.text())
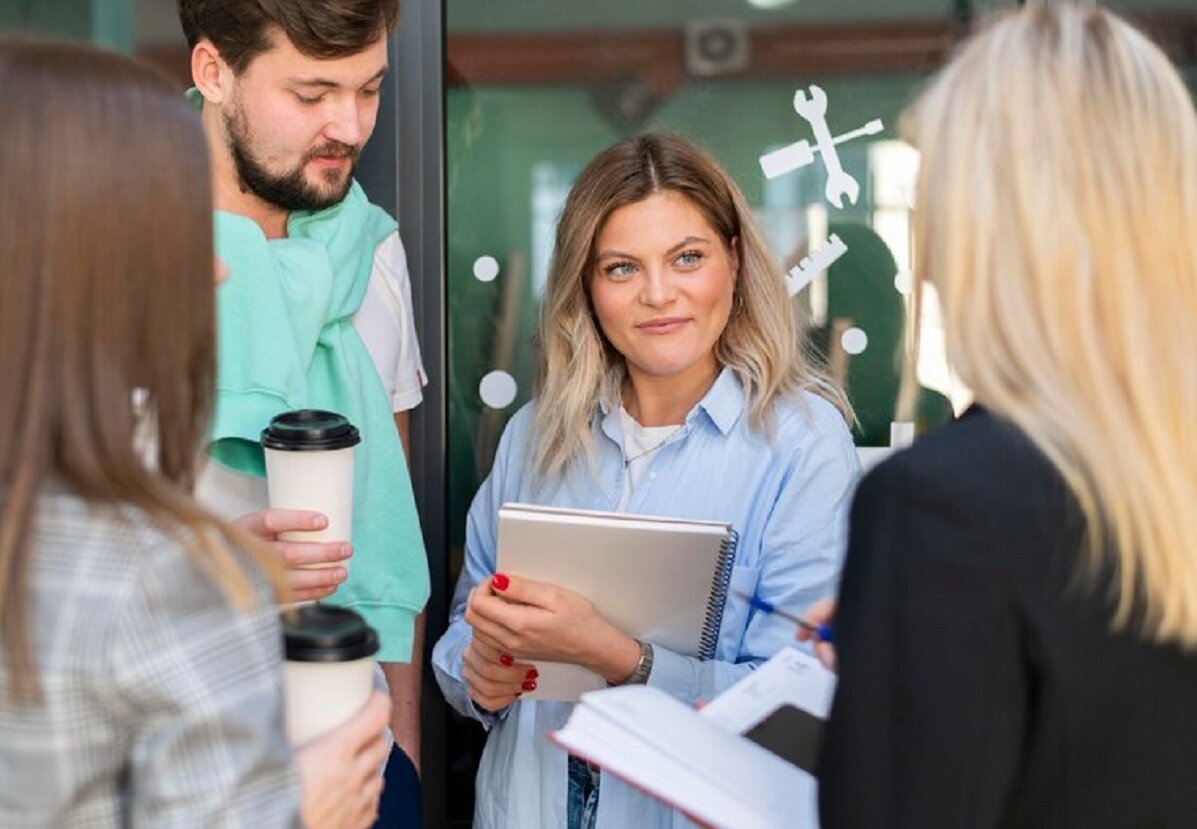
top-left (820, 5), bottom-right (1197, 827)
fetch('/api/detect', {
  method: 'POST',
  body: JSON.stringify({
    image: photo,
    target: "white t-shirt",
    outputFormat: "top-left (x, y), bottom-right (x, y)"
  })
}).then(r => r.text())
top-left (615, 407), bottom-right (685, 511)
top-left (196, 230), bottom-right (425, 519)
top-left (354, 232), bottom-right (427, 412)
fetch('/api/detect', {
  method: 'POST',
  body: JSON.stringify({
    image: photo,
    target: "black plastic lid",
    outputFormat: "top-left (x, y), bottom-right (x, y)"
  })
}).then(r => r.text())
top-left (282, 604), bottom-right (380, 662)
top-left (261, 409), bottom-right (360, 451)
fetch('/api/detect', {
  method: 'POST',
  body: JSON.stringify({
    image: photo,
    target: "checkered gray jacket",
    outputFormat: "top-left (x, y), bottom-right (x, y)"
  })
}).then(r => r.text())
top-left (0, 491), bottom-right (301, 828)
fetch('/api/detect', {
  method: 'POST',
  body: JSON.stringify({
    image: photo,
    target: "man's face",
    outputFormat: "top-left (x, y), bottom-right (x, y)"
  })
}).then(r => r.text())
top-left (222, 29), bottom-right (388, 211)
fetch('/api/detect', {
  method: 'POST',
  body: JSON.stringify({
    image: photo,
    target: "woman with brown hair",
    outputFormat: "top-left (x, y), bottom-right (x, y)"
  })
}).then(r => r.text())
top-left (0, 39), bottom-right (387, 828)
top-left (433, 133), bottom-right (859, 828)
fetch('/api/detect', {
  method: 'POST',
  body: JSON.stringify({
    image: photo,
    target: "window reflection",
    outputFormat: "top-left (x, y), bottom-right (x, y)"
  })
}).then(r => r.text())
top-left (531, 162), bottom-right (579, 298)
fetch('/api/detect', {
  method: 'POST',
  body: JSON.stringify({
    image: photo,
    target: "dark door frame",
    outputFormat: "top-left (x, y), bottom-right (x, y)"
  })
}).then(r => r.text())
top-left (355, 1), bottom-right (449, 826)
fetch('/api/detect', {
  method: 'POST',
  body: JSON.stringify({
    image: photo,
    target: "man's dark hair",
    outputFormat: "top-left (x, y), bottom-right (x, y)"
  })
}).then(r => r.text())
top-left (178, 0), bottom-right (399, 74)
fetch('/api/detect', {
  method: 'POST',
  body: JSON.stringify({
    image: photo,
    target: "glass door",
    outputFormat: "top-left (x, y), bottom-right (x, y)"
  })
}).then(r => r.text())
top-left (440, 0), bottom-right (1196, 823)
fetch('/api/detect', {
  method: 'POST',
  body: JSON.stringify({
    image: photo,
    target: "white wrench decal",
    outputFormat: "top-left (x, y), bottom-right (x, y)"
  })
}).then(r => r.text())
top-left (790, 85), bottom-right (864, 209)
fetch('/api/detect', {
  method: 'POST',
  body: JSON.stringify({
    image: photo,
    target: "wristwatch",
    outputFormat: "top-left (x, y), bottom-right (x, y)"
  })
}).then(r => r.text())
top-left (618, 639), bottom-right (654, 685)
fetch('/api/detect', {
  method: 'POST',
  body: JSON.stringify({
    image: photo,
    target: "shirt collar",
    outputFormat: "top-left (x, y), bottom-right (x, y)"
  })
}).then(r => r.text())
top-left (693, 367), bottom-right (744, 435)
top-left (598, 366), bottom-right (745, 438)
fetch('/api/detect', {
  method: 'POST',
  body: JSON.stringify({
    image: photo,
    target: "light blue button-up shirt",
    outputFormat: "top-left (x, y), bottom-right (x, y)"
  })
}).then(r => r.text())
top-left (432, 369), bottom-right (860, 828)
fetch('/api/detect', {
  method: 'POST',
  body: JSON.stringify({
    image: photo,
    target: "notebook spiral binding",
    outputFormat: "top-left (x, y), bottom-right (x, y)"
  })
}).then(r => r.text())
top-left (699, 529), bottom-right (739, 659)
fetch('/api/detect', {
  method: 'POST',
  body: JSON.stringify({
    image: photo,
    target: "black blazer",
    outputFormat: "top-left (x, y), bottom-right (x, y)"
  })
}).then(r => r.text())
top-left (819, 406), bottom-right (1197, 828)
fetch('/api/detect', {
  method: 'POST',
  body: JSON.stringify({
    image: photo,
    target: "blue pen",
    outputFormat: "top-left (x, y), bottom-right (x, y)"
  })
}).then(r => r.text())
top-left (735, 590), bottom-right (834, 643)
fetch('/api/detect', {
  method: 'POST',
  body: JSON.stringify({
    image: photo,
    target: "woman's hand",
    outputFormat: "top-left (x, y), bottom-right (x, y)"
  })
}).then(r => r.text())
top-left (295, 691), bottom-right (391, 829)
top-left (233, 508), bottom-right (351, 603)
top-left (796, 597), bottom-right (837, 671)
top-left (462, 636), bottom-right (537, 712)
top-left (465, 573), bottom-right (641, 685)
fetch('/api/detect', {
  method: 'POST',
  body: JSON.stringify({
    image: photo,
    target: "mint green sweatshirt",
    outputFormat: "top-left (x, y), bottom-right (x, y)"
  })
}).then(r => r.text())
top-left (207, 182), bottom-right (429, 663)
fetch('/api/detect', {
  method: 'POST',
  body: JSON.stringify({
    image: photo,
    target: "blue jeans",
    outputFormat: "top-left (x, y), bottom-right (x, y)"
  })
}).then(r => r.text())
top-left (372, 744), bottom-right (421, 828)
top-left (567, 755), bottom-right (601, 829)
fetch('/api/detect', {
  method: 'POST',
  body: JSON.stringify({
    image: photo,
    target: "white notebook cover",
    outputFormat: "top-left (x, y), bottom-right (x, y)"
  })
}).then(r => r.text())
top-left (495, 503), bottom-right (735, 701)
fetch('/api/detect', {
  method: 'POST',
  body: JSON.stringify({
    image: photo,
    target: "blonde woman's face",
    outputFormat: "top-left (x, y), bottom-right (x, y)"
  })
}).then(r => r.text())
top-left (589, 191), bottom-right (738, 389)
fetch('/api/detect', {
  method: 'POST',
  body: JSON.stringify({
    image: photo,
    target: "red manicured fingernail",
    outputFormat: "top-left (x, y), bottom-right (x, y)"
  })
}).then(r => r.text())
top-left (525, 668), bottom-right (538, 680)
top-left (492, 573), bottom-right (510, 591)
top-left (500, 654), bottom-right (514, 666)
top-left (522, 680), bottom-right (537, 691)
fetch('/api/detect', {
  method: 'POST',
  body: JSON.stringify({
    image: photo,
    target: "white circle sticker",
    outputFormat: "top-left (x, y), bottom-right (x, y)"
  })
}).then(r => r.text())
top-left (841, 327), bottom-right (869, 356)
top-left (473, 255), bottom-right (500, 283)
top-left (479, 370), bottom-right (518, 409)
top-left (893, 270), bottom-right (913, 295)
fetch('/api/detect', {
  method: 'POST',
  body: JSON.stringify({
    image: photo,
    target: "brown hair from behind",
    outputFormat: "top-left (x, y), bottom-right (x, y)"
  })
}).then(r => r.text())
top-left (177, 0), bottom-right (399, 74)
top-left (0, 38), bottom-right (276, 702)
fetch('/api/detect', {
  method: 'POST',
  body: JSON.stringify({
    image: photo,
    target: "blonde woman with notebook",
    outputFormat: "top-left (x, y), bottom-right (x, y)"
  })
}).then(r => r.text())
top-left (432, 134), bottom-right (860, 829)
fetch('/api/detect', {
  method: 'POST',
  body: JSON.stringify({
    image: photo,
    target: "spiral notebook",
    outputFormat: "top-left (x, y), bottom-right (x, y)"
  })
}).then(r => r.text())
top-left (495, 503), bottom-right (738, 701)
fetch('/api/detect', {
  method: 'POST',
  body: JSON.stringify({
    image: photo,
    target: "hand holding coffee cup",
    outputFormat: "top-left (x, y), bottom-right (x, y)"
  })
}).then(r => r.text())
top-left (233, 508), bottom-right (351, 603)
top-left (261, 410), bottom-right (360, 587)
top-left (283, 604), bottom-right (381, 747)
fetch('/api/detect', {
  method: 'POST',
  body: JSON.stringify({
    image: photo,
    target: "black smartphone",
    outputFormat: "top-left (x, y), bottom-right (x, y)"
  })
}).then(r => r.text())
top-left (742, 703), bottom-right (825, 776)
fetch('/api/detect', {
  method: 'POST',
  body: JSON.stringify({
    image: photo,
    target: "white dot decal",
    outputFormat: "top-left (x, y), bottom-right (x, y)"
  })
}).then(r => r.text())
top-left (893, 270), bottom-right (913, 295)
top-left (473, 255), bottom-right (500, 283)
top-left (479, 370), bottom-right (518, 409)
top-left (841, 327), bottom-right (869, 356)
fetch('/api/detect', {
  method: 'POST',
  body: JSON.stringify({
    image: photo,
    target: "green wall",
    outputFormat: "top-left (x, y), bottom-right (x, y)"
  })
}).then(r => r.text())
top-left (0, 0), bottom-right (133, 52)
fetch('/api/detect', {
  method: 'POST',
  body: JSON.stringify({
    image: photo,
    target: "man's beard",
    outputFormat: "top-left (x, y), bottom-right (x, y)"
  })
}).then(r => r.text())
top-left (224, 105), bottom-right (359, 212)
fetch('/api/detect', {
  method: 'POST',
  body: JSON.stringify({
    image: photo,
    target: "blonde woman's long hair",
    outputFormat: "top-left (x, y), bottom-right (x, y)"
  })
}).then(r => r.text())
top-left (904, 5), bottom-right (1197, 644)
top-left (533, 133), bottom-right (851, 481)
top-left (0, 40), bottom-right (277, 702)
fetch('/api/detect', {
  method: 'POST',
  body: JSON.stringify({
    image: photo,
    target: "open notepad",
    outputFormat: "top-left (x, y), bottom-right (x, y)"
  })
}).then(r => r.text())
top-left (495, 503), bottom-right (738, 701)
top-left (552, 647), bottom-right (837, 829)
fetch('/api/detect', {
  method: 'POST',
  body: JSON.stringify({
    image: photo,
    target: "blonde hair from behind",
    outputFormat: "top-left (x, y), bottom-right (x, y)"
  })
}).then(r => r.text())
top-left (0, 39), bottom-right (278, 702)
top-left (533, 134), bottom-right (851, 482)
top-left (904, 4), bottom-right (1197, 644)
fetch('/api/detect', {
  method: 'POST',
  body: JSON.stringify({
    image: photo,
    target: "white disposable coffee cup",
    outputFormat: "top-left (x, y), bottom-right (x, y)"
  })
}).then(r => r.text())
top-left (282, 604), bottom-right (380, 746)
top-left (261, 410), bottom-right (360, 553)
